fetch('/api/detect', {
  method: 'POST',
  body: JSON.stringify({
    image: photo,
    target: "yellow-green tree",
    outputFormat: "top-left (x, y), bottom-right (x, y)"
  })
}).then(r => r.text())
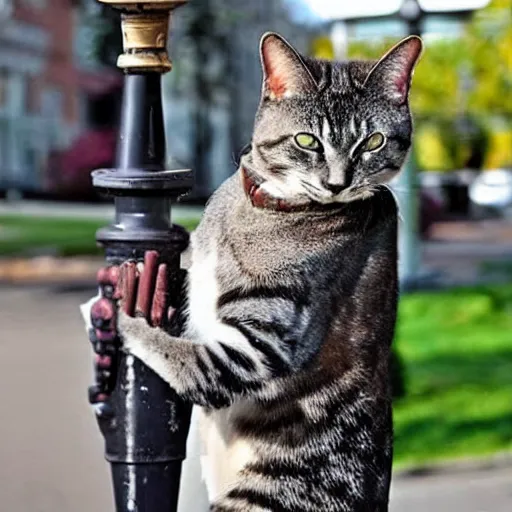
top-left (348, 0), bottom-right (512, 170)
top-left (349, 0), bottom-right (511, 117)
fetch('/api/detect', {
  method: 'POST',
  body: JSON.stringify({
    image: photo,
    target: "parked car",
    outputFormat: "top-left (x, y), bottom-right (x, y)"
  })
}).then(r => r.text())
top-left (469, 169), bottom-right (512, 213)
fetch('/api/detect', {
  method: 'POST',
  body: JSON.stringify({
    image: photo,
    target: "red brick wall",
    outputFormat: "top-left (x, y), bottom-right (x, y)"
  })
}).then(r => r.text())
top-left (14, 0), bottom-right (78, 124)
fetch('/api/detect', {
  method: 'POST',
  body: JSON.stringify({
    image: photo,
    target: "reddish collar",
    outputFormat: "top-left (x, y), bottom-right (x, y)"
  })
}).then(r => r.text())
top-left (240, 167), bottom-right (308, 212)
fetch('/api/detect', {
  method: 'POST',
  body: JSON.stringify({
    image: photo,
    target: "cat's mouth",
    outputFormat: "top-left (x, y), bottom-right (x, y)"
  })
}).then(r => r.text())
top-left (300, 182), bottom-right (334, 203)
top-left (301, 180), bottom-right (374, 204)
top-left (240, 167), bottom-right (375, 210)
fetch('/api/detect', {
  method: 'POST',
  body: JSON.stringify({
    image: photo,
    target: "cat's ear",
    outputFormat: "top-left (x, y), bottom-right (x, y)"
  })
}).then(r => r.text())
top-left (363, 36), bottom-right (423, 105)
top-left (260, 32), bottom-right (317, 100)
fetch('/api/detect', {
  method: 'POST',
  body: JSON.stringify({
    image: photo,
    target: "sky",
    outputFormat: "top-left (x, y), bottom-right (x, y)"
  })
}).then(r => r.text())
top-left (299, 0), bottom-right (491, 20)
top-left (299, 0), bottom-right (402, 20)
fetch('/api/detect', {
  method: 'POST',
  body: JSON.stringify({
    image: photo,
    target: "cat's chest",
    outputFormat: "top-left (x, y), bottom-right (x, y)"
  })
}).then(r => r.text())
top-left (198, 405), bottom-right (258, 501)
top-left (185, 248), bottom-right (221, 343)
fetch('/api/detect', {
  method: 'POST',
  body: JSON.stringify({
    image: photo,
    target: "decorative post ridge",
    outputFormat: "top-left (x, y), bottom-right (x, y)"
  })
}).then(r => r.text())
top-left (99, 1), bottom-right (188, 73)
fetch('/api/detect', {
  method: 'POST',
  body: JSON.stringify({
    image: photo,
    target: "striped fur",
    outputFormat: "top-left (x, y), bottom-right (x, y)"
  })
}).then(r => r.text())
top-left (117, 33), bottom-right (422, 511)
top-left (118, 181), bottom-right (398, 511)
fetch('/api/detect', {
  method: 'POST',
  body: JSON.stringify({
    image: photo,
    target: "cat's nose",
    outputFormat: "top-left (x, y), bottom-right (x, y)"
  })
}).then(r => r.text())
top-left (325, 183), bottom-right (346, 195)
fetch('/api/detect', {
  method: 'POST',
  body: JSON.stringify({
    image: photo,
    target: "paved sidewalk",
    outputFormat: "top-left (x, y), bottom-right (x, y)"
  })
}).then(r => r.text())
top-left (391, 465), bottom-right (512, 512)
top-left (423, 218), bottom-right (512, 283)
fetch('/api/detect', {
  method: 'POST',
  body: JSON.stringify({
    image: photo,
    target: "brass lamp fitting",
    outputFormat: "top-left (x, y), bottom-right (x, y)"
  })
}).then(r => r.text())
top-left (98, 1), bottom-right (189, 73)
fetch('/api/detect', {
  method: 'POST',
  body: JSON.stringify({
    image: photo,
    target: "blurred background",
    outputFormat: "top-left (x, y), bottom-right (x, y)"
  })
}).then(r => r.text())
top-left (0, 0), bottom-right (511, 511)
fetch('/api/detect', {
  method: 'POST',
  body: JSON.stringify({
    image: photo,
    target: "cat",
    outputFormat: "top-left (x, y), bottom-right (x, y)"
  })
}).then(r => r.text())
top-left (83, 32), bottom-right (422, 511)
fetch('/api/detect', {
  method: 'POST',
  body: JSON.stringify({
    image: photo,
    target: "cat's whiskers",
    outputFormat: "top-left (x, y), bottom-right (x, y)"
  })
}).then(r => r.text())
top-left (300, 178), bottom-right (373, 205)
top-left (299, 180), bottom-right (323, 193)
top-left (300, 180), bottom-right (332, 203)
top-left (332, 184), bottom-right (377, 204)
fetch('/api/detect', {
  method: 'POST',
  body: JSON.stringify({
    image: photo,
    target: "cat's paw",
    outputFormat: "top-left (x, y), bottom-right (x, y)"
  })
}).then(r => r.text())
top-left (117, 250), bottom-right (173, 327)
top-left (117, 310), bottom-right (153, 356)
top-left (114, 251), bottom-right (179, 365)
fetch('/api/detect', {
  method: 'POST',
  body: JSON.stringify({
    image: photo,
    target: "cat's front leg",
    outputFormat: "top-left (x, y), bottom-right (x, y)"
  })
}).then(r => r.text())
top-left (113, 252), bottom-right (197, 391)
top-left (117, 310), bottom-right (203, 398)
top-left (116, 252), bottom-right (288, 409)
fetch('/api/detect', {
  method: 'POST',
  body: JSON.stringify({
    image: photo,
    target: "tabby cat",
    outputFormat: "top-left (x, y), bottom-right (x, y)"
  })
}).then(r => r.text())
top-left (86, 32), bottom-right (422, 511)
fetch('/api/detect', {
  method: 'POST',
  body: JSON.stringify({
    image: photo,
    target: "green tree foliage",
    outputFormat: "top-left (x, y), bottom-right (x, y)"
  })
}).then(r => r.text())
top-left (349, 3), bottom-right (511, 117)
top-left (348, 0), bottom-right (512, 170)
top-left (349, 0), bottom-right (511, 117)
top-left (76, 0), bottom-right (123, 69)
top-left (466, 1), bottom-right (512, 116)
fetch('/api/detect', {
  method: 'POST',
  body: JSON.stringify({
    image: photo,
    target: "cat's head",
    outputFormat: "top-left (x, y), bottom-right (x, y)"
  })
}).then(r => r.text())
top-left (241, 33), bottom-right (423, 205)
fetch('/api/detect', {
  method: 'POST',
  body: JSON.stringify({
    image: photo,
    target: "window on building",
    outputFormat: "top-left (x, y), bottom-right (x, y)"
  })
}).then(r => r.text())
top-left (0, 69), bottom-right (7, 109)
top-left (0, 70), bottom-right (27, 115)
top-left (41, 87), bottom-right (64, 120)
top-left (8, 73), bottom-right (27, 116)
top-left (0, 0), bottom-right (13, 21)
top-left (25, 76), bottom-right (39, 114)
top-left (20, 0), bottom-right (47, 9)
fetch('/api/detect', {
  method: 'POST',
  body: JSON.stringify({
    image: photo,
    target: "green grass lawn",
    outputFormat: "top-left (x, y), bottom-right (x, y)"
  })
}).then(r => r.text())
top-left (393, 285), bottom-right (512, 468)
top-left (0, 215), bottom-right (201, 257)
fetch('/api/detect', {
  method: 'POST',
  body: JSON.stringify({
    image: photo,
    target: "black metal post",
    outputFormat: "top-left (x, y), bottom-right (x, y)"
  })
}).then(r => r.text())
top-left (89, 3), bottom-right (193, 511)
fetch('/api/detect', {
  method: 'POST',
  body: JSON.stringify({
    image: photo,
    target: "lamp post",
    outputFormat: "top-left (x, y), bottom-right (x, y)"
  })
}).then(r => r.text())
top-left (394, 0), bottom-right (423, 289)
top-left (89, 2), bottom-right (193, 511)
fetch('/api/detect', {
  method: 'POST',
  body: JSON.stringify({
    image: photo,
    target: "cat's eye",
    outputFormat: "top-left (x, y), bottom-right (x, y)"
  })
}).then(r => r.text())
top-left (295, 133), bottom-right (322, 151)
top-left (363, 132), bottom-right (385, 152)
